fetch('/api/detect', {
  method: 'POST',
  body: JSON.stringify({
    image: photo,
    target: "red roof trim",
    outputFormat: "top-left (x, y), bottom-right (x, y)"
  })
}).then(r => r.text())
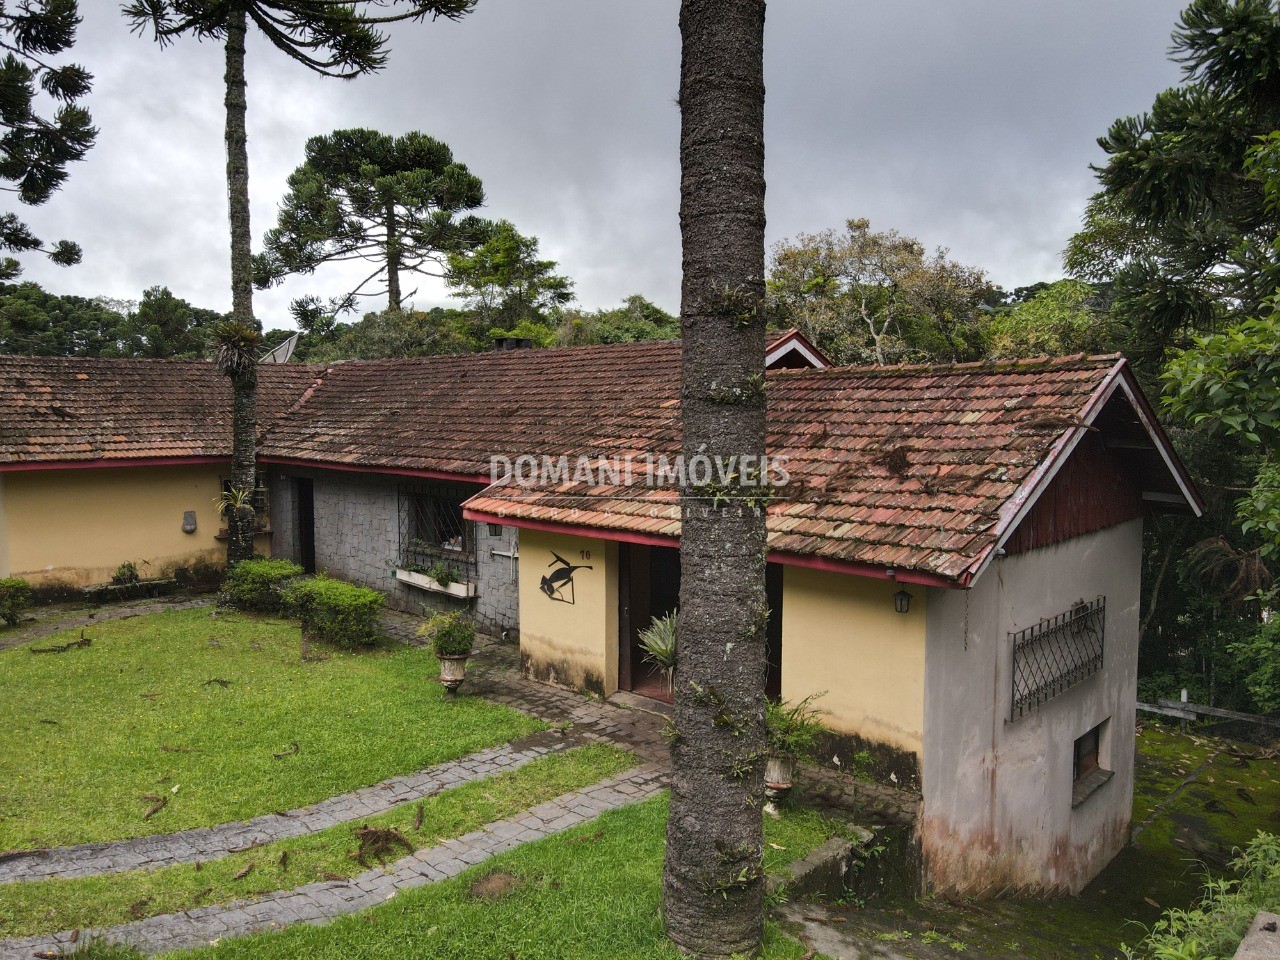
top-left (463, 508), bottom-right (962, 588)
top-left (463, 508), bottom-right (680, 549)
top-left (0, 455), bottom-right (231, 473)
top-left (259, 455), bottom-right (491, 486)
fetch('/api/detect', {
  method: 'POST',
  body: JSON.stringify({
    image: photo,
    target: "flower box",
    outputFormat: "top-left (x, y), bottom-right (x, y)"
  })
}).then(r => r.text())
top-left (393, 568), bottom-right (476, 599)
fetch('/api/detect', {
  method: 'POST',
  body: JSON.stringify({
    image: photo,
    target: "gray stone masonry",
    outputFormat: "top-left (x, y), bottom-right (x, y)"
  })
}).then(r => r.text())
top-left (0, 766), bottom-right (666, 960)
top-left (267, 468), bottom-right (520, 635)
top-left (0, 731), bottom-right (584, 884)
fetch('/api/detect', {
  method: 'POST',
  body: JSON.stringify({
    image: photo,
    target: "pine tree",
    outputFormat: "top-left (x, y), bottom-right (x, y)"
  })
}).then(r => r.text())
top-left (125, 0), bottom-right (475, 564)
top-left (0, 0), bottom-right (96, 279)
top-left (256, 128), bottom-right (488, 314)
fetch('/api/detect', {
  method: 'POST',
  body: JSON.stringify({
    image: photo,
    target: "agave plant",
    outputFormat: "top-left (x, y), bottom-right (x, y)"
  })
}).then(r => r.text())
top-left (639, 610), bottom-right (678, 694)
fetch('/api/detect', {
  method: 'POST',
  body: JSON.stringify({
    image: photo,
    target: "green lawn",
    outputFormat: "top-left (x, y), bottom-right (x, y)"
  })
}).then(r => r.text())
top-left (170, 795), bottom-right (849, 960)
top-left (0, 744), bottom-right (636, 938)
top-left (0, 607), bottom-right (542, 850)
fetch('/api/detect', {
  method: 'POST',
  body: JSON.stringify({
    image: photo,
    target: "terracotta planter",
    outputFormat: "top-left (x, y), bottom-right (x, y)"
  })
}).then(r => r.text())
top-left (764, 755), bottom-right (794, 803)
top-left (438, 653), bottom-right (470, 694)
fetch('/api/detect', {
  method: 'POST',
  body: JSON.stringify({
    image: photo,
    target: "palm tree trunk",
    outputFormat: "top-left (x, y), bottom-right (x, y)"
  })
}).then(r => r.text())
top-left (663, 2), bottom-right (769, 958)
top-left (224, 7), bottom-right (258, 565)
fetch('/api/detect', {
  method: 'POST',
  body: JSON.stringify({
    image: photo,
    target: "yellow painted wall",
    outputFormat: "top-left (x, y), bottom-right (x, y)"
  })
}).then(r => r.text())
top-left (2, 464), bottom-right (270, 587)
top-left (781, 565), bottom-right (927, 756)
top-left (0, 473), bottom-right (9, 578)
top-left (517, 528), bottom-right (618, 695)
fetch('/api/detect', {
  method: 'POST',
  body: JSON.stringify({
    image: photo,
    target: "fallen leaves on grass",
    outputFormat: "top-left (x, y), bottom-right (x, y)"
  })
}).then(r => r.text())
top-left (29, 632), bottom-right (92, 655)
top-left (140, 795), bottom-right (168, 820)
top-left (350, 825), bottom-right (412, 866)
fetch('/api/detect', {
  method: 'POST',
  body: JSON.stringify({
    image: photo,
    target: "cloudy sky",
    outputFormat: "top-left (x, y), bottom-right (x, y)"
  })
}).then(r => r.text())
top-left (17, 0), bottom-right (1187, 329)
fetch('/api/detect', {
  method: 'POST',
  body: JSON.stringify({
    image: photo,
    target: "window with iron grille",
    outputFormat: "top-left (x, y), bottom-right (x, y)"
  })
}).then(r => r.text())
top-left (397, 483), bottom-right (476, 582)
top-left (1009, 597), bottom-right (1105, 722)
top-left (219, 472), bottom-right (270, 531)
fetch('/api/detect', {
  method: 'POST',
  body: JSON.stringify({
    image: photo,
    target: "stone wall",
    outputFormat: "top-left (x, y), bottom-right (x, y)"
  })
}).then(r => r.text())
top-left (266, 467), bottom-right (519, 635)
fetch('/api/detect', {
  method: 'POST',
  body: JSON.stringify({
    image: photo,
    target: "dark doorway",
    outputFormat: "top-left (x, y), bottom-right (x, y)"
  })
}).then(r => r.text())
top-left (294, 478), bottom-right (315, 574)
top-left (618, 544), bottom-right (782, 703)
top-left (619, 543), bottom-right (680, 702)
top-left (766, 563), bottom-right (783, 701)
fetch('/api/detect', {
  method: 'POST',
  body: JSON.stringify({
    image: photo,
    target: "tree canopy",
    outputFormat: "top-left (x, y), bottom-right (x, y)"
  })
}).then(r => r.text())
top-left (768, 218), bottom-right (990, 366)
top-left (0, 0), bottom-right (95, 279)
top-left (255, 128), bottom-right (489, 314)
top-left (446, 219), bottom-right (574, 331)
top-left (1065, 0), bottom-right (1280, 373)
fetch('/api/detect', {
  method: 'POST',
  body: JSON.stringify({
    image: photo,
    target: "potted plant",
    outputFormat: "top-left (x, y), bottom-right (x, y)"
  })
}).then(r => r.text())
top-left (764, 693), bottom-right (827, 805)
top-left (418, 612), bottom-right (476, 695)
top-left (638, 610), bottom-right (678, 696)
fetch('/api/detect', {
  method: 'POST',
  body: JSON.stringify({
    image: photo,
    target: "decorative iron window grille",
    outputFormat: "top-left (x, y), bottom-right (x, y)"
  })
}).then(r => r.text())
top-left (397, 483), bottom-right (476, 583)
top-left (1009, 597), bottom-right (1105, 722)
top-left (219, 472), bottom-right (270, 531)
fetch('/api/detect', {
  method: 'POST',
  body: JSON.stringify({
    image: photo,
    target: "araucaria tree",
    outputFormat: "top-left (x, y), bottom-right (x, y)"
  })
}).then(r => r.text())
top-left (256, 128), bottom-right (489, 314)
top-left (125, 0), bottom-right (474, 562)
top-left (663, 1), bottom-right (770, 958)
top-left (0, 0), bottom-right (96, 279)
top-left (211, 319), bottom-right (263, 563)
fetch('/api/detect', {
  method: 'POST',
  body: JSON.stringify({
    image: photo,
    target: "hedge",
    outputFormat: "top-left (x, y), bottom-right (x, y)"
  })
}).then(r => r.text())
top-left (281, 575), bottom-right (384, 648)
top-left (222, 558), bottom-right (305, 613)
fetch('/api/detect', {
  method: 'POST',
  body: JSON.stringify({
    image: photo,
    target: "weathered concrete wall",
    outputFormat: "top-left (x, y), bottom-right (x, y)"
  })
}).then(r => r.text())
top-left (265, 467), bottom-right (519, 634)
top-left (920, 519), bottom-right (1142, 897)
top-left (4, 464), bottom-right (268, 586)
top-left (781, 565), bottom-right (927, 774)
top-left (516, 528), bottom-right (618, 696)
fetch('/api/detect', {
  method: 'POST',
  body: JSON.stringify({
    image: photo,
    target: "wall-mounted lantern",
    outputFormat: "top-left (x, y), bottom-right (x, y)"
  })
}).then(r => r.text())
top-left (893, 588), bottom-right (913, 614)
top-left (182, 510), bottom-right (198, 534)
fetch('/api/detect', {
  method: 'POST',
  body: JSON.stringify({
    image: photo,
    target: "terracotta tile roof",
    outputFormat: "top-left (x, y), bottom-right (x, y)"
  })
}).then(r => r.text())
top-left (464, 355), bottom-right (1146, 584)
top-left (0, 356), bottom-right (324, 465)
top-left (258, 340), bottom-right (688, 476)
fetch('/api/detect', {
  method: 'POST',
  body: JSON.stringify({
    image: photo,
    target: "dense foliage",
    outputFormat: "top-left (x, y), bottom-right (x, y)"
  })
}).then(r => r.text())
top-left (1125, 832), bottom-right (1280, 960)
top-left (418, 611), bottom-right (476, 658)
top-left (221, 558), bottom-right (305, 613)
top-left (281, 575), bottom-right (384, 648)
top-left (0, 577), bottom-right (33, 626)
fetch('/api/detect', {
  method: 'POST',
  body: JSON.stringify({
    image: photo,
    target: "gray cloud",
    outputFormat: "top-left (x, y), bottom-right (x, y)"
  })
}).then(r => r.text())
top-left (16, 0), bottom-right (1187, 327)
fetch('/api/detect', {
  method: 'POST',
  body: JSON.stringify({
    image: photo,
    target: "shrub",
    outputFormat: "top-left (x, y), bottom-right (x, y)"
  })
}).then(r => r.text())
top-left (638, 610), bottom-right (677, 692)
top-left (765, 693), bottom-right (828, 762)
top-left (281, 575), bottom-right (384, 648)
top-left (0, 577), bottom-right (33, 626)
top-left (1125, 832), bottom-right (1280, 960)
top-left (418, 611), bottom-right (476, 658)
top-left (111, 561), bottom-right (143, 586)
top-left (222, 558), bottom-right (305, 612)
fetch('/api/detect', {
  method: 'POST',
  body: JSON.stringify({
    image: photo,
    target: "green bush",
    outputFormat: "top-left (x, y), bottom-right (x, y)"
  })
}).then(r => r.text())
top-left (222, 558), bottom-right (305, 613)
top-left (765, 693), bottom-right (828, 762)
top-left (281, 575), bottom-right (384, 648)
top-left (1126, 832), bottom-right (1280, 960)
top-left (418, 611), bottom-right (476, 657)
top-left (0, 577), bottom-right (33, 626)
